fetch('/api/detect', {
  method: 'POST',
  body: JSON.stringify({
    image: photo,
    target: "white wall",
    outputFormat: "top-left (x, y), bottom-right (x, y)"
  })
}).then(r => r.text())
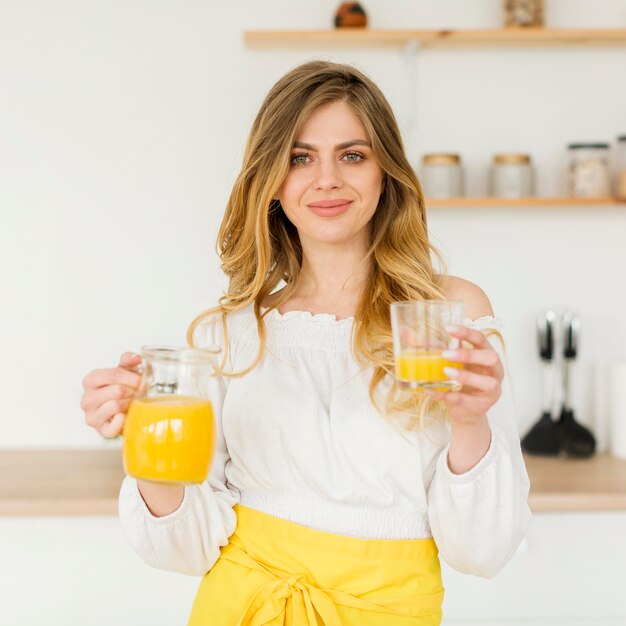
top-left (1, 2), bottom-right (625, 450)
top-left (2, 3), bottom-right (626, 624)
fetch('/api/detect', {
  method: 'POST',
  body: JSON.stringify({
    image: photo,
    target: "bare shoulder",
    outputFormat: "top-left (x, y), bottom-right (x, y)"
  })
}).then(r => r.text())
top-left (438, 275), bottom-right (495, 321)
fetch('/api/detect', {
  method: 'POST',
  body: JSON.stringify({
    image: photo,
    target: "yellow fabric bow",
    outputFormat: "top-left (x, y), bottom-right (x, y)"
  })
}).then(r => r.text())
top-left (222, 542), bottom-right (444, 626)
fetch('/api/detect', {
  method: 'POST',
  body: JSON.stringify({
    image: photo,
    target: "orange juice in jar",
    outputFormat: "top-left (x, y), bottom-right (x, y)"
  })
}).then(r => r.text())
top-left (390, 300), bottom-right (464, 392)
top-left (123, 345), bottom-right (219, 484)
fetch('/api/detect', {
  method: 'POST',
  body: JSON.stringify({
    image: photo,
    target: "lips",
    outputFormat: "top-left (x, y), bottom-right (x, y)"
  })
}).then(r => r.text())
top-left (307, 199), bottom-right (352, 209)
top-left (306, 199), bottom-right (353, 218)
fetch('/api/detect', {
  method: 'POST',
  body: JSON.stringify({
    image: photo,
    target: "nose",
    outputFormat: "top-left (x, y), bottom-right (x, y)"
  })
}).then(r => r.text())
top-left (313, 159), bottom-right (343, 191)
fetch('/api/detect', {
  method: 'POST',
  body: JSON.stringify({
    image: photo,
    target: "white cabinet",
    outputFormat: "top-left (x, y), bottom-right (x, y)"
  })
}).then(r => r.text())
top-left (441, 512), bottom-right (626, 624)
top-left (0, 517), bottom-right (197, 626)
top-left (1, 512), bottom-right (625, 625)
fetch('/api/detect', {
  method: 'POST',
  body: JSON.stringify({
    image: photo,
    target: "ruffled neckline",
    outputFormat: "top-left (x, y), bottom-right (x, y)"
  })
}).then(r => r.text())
top-left (261, 306), bottom-right (501, 328)
top-left (464, 315), bottom-right (503, 327)
top-left (262, 307), bottom-right (354, 326)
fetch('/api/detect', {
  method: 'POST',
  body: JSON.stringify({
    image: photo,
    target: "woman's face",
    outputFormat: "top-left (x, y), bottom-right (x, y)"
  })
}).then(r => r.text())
top-left (277, 100), bottom-right (384, 250)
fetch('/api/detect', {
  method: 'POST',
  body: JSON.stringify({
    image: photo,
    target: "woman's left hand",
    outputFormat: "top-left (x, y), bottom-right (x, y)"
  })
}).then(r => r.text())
top-left (425, 324), bottom-right (504, 426)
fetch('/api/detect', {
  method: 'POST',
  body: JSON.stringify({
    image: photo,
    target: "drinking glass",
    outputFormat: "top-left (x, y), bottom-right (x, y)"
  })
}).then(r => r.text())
top-left (123, 345), bottom-right (219, 484)
top-left (390, 300), bottom-right (465, 392)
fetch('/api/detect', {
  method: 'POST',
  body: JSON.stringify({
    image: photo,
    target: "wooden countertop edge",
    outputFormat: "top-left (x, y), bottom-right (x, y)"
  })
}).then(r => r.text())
top-left (0, 499), bottom-right (119, 516)
top-left (2, 450), bottom-right (626, 516)
top-left (528, 493), bottom-right (626, 512)
top-left (2, 495), bottom-right (625, 516)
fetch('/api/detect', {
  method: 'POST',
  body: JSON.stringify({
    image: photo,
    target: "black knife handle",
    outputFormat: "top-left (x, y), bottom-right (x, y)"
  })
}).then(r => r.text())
top-left (562, 311), bottom-right (579, 360)
top-left (537, 310), bottom-right (556, 361)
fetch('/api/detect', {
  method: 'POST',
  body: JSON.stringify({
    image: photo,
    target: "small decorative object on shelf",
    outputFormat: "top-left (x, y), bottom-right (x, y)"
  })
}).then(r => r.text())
top-left (616, 136), bottom-right (626, 200)
top-left (420, 154), bottom-right (464, 198)
top-left (503, 0), bottom-right (544, 28)
top-left (567, 143), bottom-right (611, 197)
top-left (334, 2), bottom-right (367, 28)
top-left (490, 153), bottom-right (534, 198)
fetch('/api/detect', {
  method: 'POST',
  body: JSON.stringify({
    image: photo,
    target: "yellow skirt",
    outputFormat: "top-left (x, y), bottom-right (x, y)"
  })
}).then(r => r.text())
top-left (187, 504), bottom-right (444, 625)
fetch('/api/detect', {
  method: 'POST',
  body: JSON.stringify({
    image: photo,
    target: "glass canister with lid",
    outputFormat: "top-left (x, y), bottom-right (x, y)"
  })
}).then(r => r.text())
top-left (420, 153), bottom-right (464, 198)
top-left (503, 0), bottom-right (544, 27)
top-left (567, 143), bottom-right (611, 197)
top-left (490, 153), bottom-right (534, 198)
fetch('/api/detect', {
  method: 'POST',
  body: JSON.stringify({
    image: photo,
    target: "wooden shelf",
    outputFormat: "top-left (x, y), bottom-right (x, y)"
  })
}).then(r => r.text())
top-left (425, 197), bottom-right (624, 208)
top-left (1, 449), bottom-right (626, 515)
top-left (244, 28), bottom-right (626, 48)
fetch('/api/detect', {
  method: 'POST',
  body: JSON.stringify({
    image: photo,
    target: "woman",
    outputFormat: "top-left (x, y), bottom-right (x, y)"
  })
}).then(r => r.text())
top-left (81, 61), bottom-right (530, 625)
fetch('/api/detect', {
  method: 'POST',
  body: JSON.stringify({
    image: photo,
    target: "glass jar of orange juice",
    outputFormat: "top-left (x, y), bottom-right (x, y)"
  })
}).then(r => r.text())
top-left (123, 345), bottom-right (219, 485)
top-left (390, 300), bottom-right (465, 392)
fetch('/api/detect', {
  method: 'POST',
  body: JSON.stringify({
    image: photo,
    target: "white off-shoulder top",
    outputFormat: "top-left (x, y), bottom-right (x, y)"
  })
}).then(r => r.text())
top-left (119, 305), bottom-right (531, 579)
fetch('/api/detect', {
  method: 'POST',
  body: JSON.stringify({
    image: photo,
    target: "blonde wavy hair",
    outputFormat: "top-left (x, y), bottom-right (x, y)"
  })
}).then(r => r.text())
top-left (188, 60), bottom-right (503, 429)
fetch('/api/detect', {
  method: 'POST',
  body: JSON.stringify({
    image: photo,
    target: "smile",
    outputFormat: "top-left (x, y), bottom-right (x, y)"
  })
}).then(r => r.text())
top-left (306, 200), bottom-right (353, 217)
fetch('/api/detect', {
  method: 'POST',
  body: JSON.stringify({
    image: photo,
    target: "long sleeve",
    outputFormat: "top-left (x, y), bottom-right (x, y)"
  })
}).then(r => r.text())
top-left (427, 318), bottom-right (531, 578)
top-left (118, 313), bottom-right (240, 576)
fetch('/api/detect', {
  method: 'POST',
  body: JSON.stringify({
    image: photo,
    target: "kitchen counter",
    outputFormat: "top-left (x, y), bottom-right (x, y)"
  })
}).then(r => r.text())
top-left (1, 449), bottom-right (625, 515)
top-left (0, 450), bottom-right (124, 516)
top-left (523, 452), bottom-right (626, 511)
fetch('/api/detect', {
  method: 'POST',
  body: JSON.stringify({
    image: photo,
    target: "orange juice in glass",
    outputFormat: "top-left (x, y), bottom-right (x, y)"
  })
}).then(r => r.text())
top-left (123, 345), bottom-right (219, 485)
top-left (390, 300), bottom-right (464, 392)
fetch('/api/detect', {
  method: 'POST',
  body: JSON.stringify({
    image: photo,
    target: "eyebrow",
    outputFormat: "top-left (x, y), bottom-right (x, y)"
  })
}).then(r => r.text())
top-left (292, 139), bottom-right (371, 151)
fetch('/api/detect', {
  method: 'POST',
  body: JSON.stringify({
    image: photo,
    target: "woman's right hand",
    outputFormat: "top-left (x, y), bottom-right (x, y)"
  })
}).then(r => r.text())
top-left (81, 352), bottom-right (143, 438)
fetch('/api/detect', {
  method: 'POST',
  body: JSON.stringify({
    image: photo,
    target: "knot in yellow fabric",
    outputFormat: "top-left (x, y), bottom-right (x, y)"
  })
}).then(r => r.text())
top-left (219, 541), bottom-right (443, 626)
top-left (285, 574), bottom-right (305, 592)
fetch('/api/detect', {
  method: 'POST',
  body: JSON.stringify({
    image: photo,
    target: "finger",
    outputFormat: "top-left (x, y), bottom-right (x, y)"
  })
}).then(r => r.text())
top-left (85, 397), bottom-right (132, 430)
top-left (426, 389), bottom-right (466, 404)
top-left (80, 383), bottom-right (138, 413)
top-left (427, 389), bottom-right (490, 410)
top-left (433, 392), bottom-right (491, 423)
top-left (442, 347), bottom-right (503, 372)
top-left (443, 366), bottom-right (502, 394)
top-left (428, 390), bottom-right (463, 403)
top-left (83, 367), bottom-right (142, 390)
top-left (99, 412), bottom-right (126, 439)
top-left (119, 352), bottom-right (142, 370)
top-left (446, 325), bottom-right (491, 349)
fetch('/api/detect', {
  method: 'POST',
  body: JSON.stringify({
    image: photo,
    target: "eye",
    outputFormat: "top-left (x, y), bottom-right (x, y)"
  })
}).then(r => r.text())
top-left (342, 151), bottom-right (366, 163)
top-left (290, 153), bottom-right (311, 166)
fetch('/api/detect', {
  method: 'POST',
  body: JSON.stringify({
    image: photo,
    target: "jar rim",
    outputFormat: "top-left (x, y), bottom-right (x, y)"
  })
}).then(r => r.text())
top-left (568, 142), bottom-right (609, 150)
top-left (140, 345), bottom-right (220, 364)
top-left (493, 153), bottom-right (531, 164)
top-left (422, 153), bottom-right (461, 165)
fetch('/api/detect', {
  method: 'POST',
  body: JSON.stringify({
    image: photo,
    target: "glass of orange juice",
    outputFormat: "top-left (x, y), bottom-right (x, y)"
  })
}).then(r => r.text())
top-left (123, 345), bottom-right (219, 485)
top-left (390, 300), bottom-right (465, 392)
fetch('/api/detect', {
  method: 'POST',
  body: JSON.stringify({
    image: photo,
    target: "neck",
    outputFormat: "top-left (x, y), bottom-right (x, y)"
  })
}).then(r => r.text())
top-left (287, 238), bottom-right (370, 315)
